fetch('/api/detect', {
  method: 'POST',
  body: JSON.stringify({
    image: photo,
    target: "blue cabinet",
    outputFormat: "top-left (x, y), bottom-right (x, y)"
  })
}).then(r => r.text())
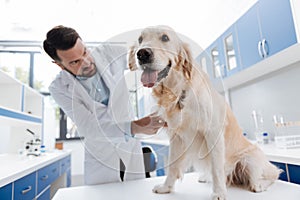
top-left (288, 164), bottom-right (300, 184)
top-left (14, 172), bottom-right (36, 200)
top-left (0, 154), bottom-right (71, 200)
top-left (221, 25), bottom-right (241, 77)
top-left (0, 183), bottom-right (12, 200)
top-left (60, 155), bottom-right (71, 187)
top-left (236, 0), bottom-right (297, 69)
top-left (37, 161), bottom-right (60, 195)
top-left (271, 161), bottom-right (288, 181)
top-left (196, 51), bottom-right (209, 75)
top-left (202, 25), bottom-right (241, 82)
top-left (258, 0), bottom-right (297, 57)
top-left (271, 161), bottom-right (300, 185)
top-left (236, 3), bottom-right (262, 69)
top-left (205, 38), bottom-right (226, 84)
top-left (37, 187), bottom-right (50, 200)
top-left (201, 0), bottom-right (298, 83)
top-left (60, 155), bottom-right (71, 174)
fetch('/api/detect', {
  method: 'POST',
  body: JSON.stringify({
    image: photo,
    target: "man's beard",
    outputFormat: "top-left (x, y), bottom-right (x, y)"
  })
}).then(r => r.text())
top-left (79, 62), bottom-right (97, 78)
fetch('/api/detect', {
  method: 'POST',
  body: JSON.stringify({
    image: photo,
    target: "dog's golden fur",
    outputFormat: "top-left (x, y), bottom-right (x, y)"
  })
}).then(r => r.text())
top-left (128, 25), bottom-right (280, 200)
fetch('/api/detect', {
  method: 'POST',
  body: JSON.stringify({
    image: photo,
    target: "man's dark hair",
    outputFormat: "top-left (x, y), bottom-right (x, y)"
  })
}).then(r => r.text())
top-left (43, 25), bottom-right (81, 61)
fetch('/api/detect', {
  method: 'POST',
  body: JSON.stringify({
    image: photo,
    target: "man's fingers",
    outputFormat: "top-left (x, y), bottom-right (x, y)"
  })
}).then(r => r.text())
top-left (149, 111), bottom-right (159, 116)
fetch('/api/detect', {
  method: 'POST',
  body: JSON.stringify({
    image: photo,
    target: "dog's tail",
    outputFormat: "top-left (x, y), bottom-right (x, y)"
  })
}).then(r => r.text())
top-left (227, 150), bottom-right (281, 191)
top-left (263, 161), bottom-right (282, 181)
top-left (227, 159), bottom-right (251, 187)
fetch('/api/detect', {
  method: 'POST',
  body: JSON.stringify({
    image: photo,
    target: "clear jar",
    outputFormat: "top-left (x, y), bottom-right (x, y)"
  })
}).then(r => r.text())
top-left (252, 110), bottom-right (265, 144)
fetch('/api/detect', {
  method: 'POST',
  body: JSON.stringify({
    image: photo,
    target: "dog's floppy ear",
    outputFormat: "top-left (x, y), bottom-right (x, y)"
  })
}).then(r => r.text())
top-left (179, 43), bottom-right (193, 80)
top-left (127, 45), bottom-right (138, 71)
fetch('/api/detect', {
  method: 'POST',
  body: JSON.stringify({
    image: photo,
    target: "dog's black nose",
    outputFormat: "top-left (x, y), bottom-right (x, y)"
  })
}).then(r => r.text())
top-left (137, 48), bottom-right (153, 64)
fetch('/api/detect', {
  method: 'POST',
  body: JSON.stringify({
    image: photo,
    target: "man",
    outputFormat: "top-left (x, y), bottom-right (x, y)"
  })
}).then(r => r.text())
top-left (43, 25), bottom-right (165, 185)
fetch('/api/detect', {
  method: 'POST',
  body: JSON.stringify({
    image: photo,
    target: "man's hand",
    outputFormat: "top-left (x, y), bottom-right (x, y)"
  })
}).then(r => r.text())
top-left (131, 113), bottom-right (167, 135)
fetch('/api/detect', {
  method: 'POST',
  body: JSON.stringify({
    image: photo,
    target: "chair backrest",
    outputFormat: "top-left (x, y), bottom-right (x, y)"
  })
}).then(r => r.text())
top-left (142, 146), bottom-right (157, 174)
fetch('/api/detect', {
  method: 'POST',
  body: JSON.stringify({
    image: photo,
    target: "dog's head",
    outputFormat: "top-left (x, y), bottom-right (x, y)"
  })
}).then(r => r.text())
top-left (128, 25), bottom-right (193, 88)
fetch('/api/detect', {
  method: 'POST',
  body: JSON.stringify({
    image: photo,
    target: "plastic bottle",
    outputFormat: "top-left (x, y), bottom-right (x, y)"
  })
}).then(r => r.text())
top-left (263, 132), bottom-right (269, 144)
top-left (40, 145), bottom-right (46, 154)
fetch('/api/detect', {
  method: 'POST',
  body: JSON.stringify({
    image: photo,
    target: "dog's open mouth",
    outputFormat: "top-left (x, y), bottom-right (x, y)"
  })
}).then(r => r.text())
top-left (140, 61), bottom-right (171, 88)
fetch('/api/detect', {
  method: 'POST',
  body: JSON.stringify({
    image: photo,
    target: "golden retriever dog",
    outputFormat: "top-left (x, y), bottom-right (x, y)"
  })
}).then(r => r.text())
top-left (128, 25), bottom-right (280, 200)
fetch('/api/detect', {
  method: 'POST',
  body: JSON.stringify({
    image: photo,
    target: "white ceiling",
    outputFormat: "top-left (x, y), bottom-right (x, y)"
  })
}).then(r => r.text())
top-left (0, 0), bottom-right (257, 49)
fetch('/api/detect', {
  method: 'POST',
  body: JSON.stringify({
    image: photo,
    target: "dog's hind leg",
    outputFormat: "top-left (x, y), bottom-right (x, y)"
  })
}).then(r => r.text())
top-left (152, 134), bottom-right (188, 194)
top-left (197, 157), bottom-right (212, 183)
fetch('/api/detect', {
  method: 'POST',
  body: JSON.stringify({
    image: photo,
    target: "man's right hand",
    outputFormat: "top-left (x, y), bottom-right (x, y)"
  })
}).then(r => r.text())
top-left (131, 113), bottom-right (167, 135)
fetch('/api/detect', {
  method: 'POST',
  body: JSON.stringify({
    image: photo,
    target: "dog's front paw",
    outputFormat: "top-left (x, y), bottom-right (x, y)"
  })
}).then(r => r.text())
top-left (152, 184), bottom-right (173, 194)
top-left (212, 192), bottom-right (226, 200)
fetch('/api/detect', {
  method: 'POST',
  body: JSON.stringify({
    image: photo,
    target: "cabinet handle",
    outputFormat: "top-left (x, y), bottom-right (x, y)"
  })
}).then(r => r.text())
top-left (41, 175), bottom-right (49, 181)
top-left (262, 39), bottom-right (269, 58)
top-left (22, 186), bottom-right (32, 195)
top-left (257, 40), bottom-right (263, 58)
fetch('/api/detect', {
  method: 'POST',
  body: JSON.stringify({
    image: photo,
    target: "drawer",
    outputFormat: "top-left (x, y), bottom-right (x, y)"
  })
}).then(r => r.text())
top-left (271, 161), bottom-right (288, 182)
top-left (37, 161), bottom-right (60, 194)
top-left (60, 155), bottom-right (71, 175)
top-left (0, 183), bottom-right (12, 200)
top-left (14, 172), bottom-right (36, 200)
top-left (288, 164), bottom-right (300, 184)
top-left (36, 186), bottom-right (50, 200)
top-left (66, 168), bottom-right (71, 187)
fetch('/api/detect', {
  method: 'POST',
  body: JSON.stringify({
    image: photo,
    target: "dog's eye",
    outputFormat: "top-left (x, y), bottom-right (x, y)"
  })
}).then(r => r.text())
top-left (138, 36), bottom-right (143, 44)
top-left (161, 34), bottom-right (169, 42)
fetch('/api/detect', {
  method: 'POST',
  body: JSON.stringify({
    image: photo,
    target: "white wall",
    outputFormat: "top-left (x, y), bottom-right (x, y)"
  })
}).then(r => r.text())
top-left (230, 62), bottom-right (300, 140)
top-left (43, 98), bottom-right (57, 151)
top-left (0, 126), bottom-right (10, 153)
top-left (63, 140), bottom-right (85, 175)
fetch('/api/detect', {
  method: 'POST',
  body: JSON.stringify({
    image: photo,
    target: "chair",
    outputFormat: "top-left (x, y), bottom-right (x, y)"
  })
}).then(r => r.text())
top-left (142, 146), bottom-right (158, 178)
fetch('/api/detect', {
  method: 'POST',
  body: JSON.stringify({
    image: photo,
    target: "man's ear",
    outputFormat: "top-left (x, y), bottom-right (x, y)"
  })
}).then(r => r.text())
top-left (52, 60), bottom-right (65, 70)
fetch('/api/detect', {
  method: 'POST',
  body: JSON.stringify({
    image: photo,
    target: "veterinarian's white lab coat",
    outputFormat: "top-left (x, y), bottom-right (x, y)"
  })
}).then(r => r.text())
top-left (49, 45), bottom-right (145, 185)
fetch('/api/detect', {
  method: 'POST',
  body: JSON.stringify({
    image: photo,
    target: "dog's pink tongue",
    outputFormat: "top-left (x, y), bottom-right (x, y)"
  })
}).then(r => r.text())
top-left (141, 70), bottom-right (158, 88)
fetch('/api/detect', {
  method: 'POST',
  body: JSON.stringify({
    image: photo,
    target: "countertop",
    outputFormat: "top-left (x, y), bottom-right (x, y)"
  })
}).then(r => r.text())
top-left (53, 172), bottom-right (300, 200)
top-left (142, 137), bottom-right (300, 165)
top-left (0, 150), bottom-right (71, 187)
top-left (259, 143), bottom-right (300, 165)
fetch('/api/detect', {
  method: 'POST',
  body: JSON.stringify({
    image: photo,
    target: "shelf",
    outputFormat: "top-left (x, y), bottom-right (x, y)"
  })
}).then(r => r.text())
top-left (23, 85), bottom-right (43, 117)
top-left (0, 70), bottom-right (23, 111)
top-left (0, 69), bottom-right (44, 155)
top-left (0, 84), bottom-right (22, 112)
top-left (0, 70), bottom-right (22, 85)
top-left (215, 43), bottom-right (300, 92)
top-left (0, 106), bottom-right (42, 126)
top-left (0, 69), bottom-right (43, 119)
